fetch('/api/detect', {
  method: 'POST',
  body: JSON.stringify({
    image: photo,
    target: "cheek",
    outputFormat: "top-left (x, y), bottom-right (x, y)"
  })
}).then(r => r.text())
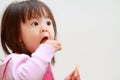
top-left (50, 28), bottom-right (55, 40)
top-left (24, 38), bottom-right (40, 53)
top-left (51, 33), bottom-right (55, 40)
top-left (21, 32), bottom-right (40, 52)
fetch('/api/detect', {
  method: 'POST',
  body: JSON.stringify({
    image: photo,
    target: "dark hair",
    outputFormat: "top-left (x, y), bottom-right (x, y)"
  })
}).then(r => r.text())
top-left (1, 0), bottom-right (57, 64)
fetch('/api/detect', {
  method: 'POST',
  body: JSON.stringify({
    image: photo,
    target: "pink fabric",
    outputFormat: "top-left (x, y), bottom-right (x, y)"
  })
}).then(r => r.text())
top-left (0, 44), bottom-right (55, 80)
top-left (42, 64), bottom-right (54, 80)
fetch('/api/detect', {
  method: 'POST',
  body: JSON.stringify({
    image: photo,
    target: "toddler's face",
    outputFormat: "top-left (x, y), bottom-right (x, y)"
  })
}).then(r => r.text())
top-left (20, 16), bottom-right (55, 53)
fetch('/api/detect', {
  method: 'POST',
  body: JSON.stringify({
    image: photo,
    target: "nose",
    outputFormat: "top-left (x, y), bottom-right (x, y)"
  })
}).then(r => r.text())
top-left (40, 27), bottom-right (48, 33)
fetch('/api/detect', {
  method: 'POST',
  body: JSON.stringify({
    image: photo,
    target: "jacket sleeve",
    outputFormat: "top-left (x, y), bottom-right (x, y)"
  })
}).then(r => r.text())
top-left (6, 44), bottom-right (55, 80)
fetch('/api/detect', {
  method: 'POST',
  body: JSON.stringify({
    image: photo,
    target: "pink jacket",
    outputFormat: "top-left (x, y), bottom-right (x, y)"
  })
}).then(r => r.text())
top-left (0, 44), bottom-right (55, 80)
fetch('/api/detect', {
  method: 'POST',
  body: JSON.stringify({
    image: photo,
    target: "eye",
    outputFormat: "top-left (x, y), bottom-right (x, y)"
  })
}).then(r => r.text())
top-left (31, 22), bottom-right (39, 26)
top-left (46, 21), bottom-right (51, 26)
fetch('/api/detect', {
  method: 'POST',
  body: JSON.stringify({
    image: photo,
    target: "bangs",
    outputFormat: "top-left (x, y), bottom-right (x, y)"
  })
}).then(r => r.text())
top-left (19, 0), bottom-right (52, 23)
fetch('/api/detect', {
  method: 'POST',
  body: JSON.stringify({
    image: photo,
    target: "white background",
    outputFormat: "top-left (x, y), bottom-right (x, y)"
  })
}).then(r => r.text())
top-left (0, 0), bottom-right (120, 80)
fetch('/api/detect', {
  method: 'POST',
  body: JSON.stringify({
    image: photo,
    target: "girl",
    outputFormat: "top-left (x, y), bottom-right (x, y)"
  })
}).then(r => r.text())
top-left (0, 0), bottom-right (80, 80)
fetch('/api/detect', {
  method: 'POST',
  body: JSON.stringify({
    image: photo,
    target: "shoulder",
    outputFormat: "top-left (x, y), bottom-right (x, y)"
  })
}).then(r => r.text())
top-left (0, 53), bottom-right (30, 80)
top-left (1, 53), bottom-right (30, 69)
top-left (0, 53), bottom-right (30, 72)
top-left (6, 53), bottom-right (30, 66)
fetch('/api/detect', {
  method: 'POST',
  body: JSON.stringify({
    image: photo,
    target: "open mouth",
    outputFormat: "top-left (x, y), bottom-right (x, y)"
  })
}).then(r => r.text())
top-left (40, 37), bottom-right (48, 44)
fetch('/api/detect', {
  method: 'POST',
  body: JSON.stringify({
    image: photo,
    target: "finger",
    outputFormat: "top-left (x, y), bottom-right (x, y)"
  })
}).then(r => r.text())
top-left (72, 77), bottom-right (80, 80)
top-left (74, 74), bottom-right (80, 80)
top-left (57, 41), bottom-right (62, 46)
top-left (69, 71), bottom-right (74, 77)
top-left (55, 45), bottom-right (62, 51)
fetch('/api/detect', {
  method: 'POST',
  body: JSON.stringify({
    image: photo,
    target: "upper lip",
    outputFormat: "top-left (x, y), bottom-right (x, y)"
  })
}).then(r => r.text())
top-left (40, 36), bottom-right (49, 44)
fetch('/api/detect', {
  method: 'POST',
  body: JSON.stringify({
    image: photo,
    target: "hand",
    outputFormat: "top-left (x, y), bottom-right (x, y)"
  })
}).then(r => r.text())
top-left (64, 71), bottom-right (80, 80)
top-left (44, 40), bottom-right (62, 52)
